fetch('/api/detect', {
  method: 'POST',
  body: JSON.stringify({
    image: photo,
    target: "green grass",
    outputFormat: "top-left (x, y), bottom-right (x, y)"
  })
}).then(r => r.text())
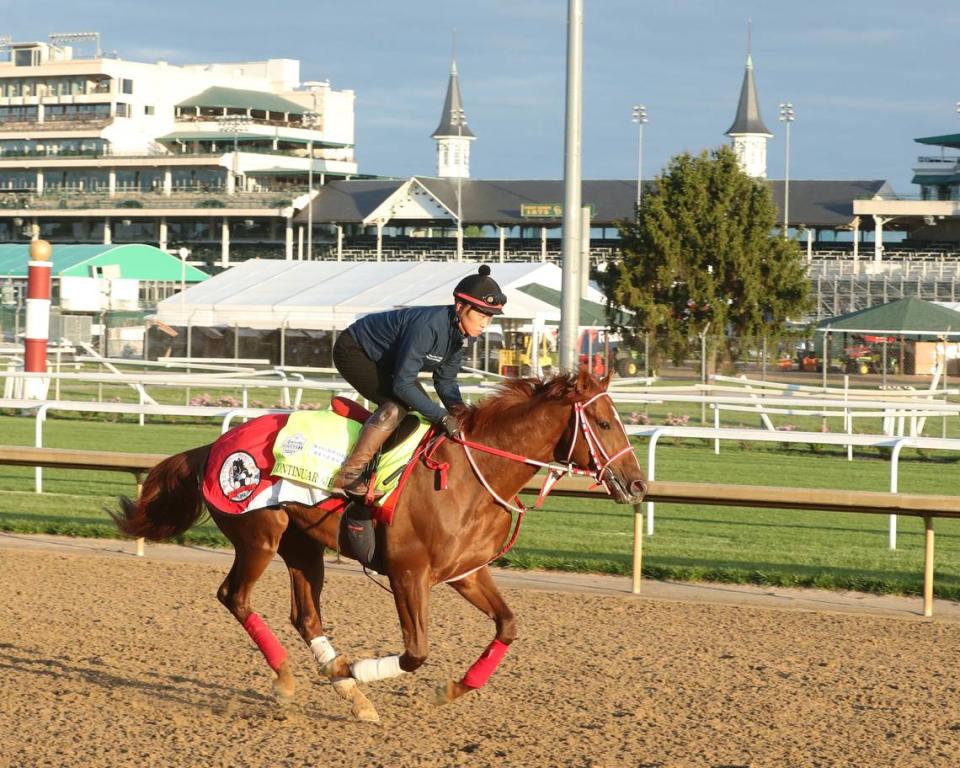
top-left (1, 413), bottom-right (960, 598)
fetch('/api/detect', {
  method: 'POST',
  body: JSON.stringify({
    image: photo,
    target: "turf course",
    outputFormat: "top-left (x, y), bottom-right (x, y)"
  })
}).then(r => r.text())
top-left (0, 413), bottom-right (958, 599)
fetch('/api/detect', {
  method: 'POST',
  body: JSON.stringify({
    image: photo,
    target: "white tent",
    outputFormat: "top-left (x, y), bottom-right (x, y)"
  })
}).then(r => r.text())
top-left (155, 261), bottom-right (592, 330)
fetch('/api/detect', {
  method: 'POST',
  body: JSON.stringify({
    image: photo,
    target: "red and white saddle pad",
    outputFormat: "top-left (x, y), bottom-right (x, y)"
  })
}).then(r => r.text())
top-left (202, 398), bottom-right (375, 516)
top-left (202, 412), bottom-right (291, 515)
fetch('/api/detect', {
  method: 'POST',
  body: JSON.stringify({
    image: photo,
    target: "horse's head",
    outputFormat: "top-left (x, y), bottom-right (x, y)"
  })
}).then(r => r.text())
top-left (561, 367), bottom-right (647, 505)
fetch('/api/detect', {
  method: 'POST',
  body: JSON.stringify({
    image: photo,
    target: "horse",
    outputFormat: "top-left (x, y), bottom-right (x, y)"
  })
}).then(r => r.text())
top-left (111, 368), bottom-right (647, 722)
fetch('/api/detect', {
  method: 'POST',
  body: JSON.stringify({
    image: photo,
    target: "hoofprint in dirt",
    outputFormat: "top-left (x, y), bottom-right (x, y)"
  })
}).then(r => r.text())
top-left (2, 547), bottom-right (959, 768)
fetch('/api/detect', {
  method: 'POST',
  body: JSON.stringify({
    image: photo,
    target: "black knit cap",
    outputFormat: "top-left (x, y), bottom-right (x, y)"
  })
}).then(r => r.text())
top-left (453, 265), bottom-right (507, 315)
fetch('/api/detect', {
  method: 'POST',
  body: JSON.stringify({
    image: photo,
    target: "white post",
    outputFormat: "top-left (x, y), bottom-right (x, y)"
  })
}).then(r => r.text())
top-left (284, 217), bottom-right (294, 260)
top-left (873, 215), bottom-right (885, 264)
top-left (499, 226), bottom-right (505, 263)
top-left (336, 224), bottom-right (343, 261)
top-left (220, 219), bottom-right (230, 268)
top-left (852, 216), bottom-right (860, 274)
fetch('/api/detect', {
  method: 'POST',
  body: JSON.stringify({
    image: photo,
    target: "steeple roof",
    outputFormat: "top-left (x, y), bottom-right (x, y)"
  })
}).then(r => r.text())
top-left (431, 59), bottom-right (475, 139)
top-left (725, 54), bottom-right (771, 137)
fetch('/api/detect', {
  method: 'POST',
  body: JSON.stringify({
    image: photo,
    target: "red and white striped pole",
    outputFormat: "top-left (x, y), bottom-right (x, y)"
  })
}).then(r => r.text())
top-left (24, 239), bottom-right (53, 399)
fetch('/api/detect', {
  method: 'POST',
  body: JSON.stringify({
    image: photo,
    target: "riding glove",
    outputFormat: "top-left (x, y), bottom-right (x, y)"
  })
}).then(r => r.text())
top-left (437, 413), bottom-right (463, 440)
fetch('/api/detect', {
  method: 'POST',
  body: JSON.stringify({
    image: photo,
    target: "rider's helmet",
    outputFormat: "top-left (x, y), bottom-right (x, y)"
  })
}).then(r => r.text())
top-left (453, 265), bottom-right (507, 316)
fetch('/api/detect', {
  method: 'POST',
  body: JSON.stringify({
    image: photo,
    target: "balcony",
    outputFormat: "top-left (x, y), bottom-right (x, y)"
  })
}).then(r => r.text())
top-left (0, 187), bottom-right (308, 211)
top-left (0, 115), bottom-right (113, 131)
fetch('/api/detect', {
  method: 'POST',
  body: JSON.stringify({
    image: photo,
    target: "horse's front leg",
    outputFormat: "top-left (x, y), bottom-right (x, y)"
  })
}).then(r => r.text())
top-left (438, 565), bottom-right (516, 704)
top-left (325, 564), bottom-right (431, 690)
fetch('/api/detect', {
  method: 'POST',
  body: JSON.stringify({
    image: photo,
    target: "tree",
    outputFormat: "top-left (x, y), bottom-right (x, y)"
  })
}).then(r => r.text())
top-left (602, 145), bottom-right (812, 367)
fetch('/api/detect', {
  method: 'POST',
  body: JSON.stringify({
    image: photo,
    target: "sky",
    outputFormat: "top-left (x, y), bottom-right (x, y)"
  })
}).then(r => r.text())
top-left (5, 0), bottom-right (960, 193)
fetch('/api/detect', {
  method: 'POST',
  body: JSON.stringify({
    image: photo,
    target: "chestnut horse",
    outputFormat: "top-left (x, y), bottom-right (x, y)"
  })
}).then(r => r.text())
top-left (111, 369), bottom-right (646, 722)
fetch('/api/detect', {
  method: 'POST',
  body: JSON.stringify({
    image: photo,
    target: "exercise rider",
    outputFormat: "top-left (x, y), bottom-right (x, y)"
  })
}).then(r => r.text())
top-left (331, 265), bottom-right (507, 565)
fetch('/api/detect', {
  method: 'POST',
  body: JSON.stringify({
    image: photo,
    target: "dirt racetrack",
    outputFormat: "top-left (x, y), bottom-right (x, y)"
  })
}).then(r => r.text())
top-left (2, 540), bottom-right (960, 768)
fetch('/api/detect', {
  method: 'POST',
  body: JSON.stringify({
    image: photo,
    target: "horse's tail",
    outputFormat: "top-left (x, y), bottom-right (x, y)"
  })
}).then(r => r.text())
top-left (112, 443), bottom-right (212, 541)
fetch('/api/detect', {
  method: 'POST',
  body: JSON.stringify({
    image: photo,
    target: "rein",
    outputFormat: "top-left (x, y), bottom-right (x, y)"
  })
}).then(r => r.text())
top-left (436, 390), bottom-right (633, 583)
top-left (459, 390), bottom-right (632, 513)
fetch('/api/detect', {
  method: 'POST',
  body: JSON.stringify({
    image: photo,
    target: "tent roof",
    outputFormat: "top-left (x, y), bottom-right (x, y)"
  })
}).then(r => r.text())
top-left (0, 244), bottom-right (209, 282)
top-left (816, 297), bottom-right (960, 337)
top-left (154, 260), bottom-right (583, 330)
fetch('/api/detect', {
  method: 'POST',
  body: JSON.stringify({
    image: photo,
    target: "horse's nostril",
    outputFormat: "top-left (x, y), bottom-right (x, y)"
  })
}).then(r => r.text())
top-left (629, 479), bottom-right (648, 497)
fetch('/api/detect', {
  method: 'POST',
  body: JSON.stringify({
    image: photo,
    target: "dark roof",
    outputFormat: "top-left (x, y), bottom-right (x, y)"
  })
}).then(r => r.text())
top-left (915, 133), bottom-right (960, 150)
top-left (431, 60), bottom-right (475, 139)
top-left (298, 178), bottom-right (638, 226)
top-left (765, 179), bottom-right (892, 227)
top-left (298, 177), bottom-right (892, 229)
top-left (177, 86), bottom-right (307, 115)
top-left (725, 55), bottom-right (771, 136)
top-left (817, 297), bottom-right (960, 336)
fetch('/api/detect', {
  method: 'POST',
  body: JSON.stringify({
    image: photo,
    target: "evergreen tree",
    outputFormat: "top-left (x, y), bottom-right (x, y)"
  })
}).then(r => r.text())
top-left (602, 145), bottom-right (811, 366)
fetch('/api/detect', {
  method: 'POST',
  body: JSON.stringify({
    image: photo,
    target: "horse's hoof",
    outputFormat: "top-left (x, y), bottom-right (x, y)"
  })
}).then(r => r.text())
top-left (331, 677), bottom-right (380, 722)
top-left (434, 680), bottom-right (455, 705)
top-left (435, 679), bottom-right (471, 705)
top-left (273, 661), bottom-right (296, 702)
top-left (352, 696), bottom-right (381, 723)
top-left (331, 676), bottom-right (357, 699)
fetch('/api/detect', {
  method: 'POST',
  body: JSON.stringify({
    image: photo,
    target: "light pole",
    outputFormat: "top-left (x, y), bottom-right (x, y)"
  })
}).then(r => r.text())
top-left (631, 104), bottom-right (647, 221)
top-left (217, 114), bottom-right (251, 194)
top-left (302, 111), bottom-right (320, 260)
top-left (779, 102), bottom-right (795, 240)
top-left (451, 107), bottom-right (466, 261)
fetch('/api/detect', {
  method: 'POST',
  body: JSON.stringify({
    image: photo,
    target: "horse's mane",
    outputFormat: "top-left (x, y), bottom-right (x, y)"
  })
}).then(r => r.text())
top-left (459, 371), bottom-right (584, 434)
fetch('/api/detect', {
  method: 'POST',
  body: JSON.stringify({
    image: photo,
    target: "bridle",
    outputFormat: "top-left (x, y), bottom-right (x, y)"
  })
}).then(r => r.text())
top-left (451, 390), bottom-right (635, 515)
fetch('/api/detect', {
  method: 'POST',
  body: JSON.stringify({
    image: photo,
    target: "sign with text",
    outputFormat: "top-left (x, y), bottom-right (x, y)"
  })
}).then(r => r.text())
top-left (520, 203), bottom-right (596, 219)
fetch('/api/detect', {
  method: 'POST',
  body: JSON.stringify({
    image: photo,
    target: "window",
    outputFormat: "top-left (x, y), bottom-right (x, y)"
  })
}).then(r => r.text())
top-left (144, 105), bottom-right (155, 116)
top-left (115, 103), bottom-right (129, 118)
top-left (121, 78), bottom-right (133, 94)
top-left (14, 49), bottom-right (40, 67)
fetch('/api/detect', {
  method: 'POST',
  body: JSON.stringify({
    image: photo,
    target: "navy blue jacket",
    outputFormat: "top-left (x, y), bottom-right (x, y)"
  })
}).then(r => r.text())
top-left (348, 305), bottom-right (467, 423)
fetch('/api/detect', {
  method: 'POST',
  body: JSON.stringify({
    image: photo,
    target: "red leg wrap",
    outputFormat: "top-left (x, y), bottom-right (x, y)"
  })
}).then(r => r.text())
top-left (242, 612), bottom-right (287, 672)
top-left (461, 639), bottom-right (509, 689)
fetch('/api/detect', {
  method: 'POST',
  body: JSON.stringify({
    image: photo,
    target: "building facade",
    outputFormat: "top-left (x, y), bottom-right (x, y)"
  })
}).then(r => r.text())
top-left (0, 36), bottom-right (358, 266)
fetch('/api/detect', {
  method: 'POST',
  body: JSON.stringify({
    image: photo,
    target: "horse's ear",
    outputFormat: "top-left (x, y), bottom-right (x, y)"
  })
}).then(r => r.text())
top-left (600, 372), bottom-right (612, 390)
top-left (575, 365), bottom-right (594, 394)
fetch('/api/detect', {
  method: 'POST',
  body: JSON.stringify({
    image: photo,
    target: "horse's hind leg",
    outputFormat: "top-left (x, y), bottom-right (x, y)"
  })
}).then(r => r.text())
top-left (277, 525), bottom-right (379, 722)
top-left (214, 508), bottom-right (296, 704)
top-left (439, 565), bottom-right (516, 704)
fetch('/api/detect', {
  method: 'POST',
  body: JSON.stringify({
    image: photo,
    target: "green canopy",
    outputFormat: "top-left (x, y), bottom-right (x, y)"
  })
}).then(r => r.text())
top-left (0, 244), bottom-right (209, 282)
top-left (177, 86), bottom-right (307, 115)
top-left (516, 283), bottom-right (630, 326)
top-left (816, 297), bottom-right (960, 337)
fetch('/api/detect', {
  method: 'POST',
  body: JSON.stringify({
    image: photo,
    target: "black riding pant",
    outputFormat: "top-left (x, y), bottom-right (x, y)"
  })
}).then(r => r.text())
top-left (333, 330), bottom-right (427, 412)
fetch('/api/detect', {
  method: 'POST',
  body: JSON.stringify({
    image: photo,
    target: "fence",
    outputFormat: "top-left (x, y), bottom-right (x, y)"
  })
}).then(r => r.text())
top-left (0, 444), bottom-right (955, 618)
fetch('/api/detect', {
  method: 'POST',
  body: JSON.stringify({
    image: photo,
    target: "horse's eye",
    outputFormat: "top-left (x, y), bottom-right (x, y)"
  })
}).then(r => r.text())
top-left (597, 420), bottom-right (610, 430)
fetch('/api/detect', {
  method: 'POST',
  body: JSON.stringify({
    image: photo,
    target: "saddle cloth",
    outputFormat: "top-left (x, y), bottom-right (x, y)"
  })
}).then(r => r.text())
top-left (202, 398), bottom-right (429, 517)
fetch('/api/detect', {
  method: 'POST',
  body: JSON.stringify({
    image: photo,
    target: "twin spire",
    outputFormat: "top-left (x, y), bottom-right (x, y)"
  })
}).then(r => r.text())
top-left (432, 46), bottom-right (475, 179)
top-left (431, 24), bottom-right (773, 180)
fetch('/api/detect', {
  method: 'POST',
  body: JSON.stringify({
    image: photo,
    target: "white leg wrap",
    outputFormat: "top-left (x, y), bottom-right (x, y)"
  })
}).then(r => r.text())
top-left (310, 635), bottom-right (337, 665)
top-left (350, 655), bottom-right (404, 684)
